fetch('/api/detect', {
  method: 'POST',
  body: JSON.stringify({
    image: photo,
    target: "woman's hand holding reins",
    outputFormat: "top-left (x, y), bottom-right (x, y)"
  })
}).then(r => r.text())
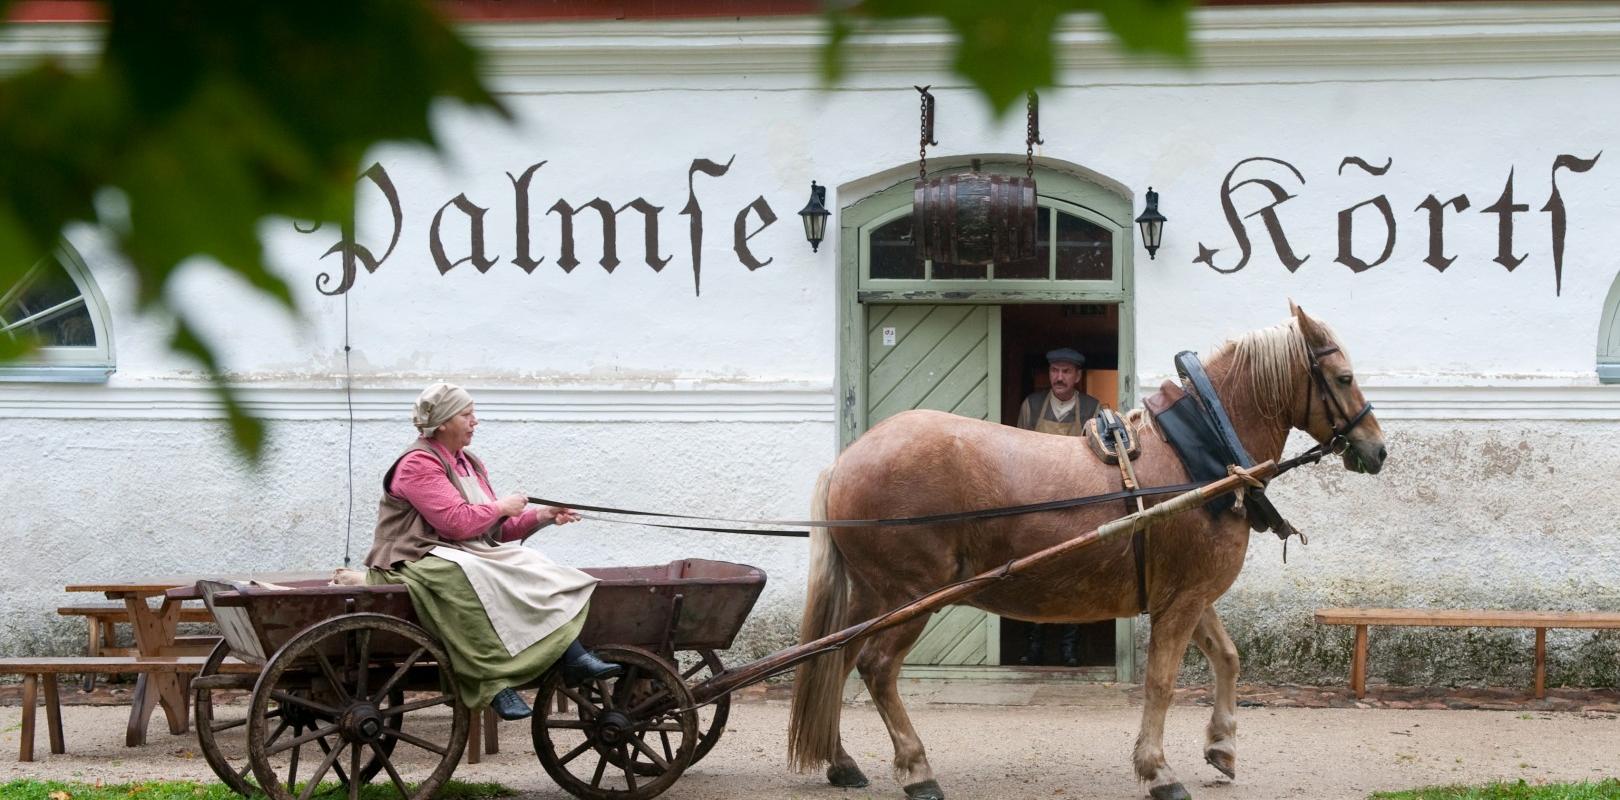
top-left (542, 506), bottom-right (581, 526)
top-left (495, 493), bottom-right (528, 517)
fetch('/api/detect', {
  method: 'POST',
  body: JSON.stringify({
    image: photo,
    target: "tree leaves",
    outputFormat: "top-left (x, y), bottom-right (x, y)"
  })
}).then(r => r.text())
top-left (1, 0), bottom-right (1186, 463)
top-left (0, 0), bottom-right (502, 461)
top-left (169, 313), bottom-right (263, 457)
top-left (825, 0), bottom-right (1193, 115)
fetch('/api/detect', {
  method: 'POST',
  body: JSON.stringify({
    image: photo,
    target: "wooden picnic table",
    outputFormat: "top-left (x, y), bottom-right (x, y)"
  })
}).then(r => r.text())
top-left (64, 571), bottom-right (328, 746)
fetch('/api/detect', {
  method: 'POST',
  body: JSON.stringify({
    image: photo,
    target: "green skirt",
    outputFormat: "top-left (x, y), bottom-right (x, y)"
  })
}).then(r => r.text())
top-left (369, 556), bottom-right (587, 709)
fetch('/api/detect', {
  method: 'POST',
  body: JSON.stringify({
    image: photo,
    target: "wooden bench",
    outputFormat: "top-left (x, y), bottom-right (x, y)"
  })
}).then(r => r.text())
top-left (58, 605), bottom-right (218, 689)
top-left (58, 604), bottom-right (215, 657)
top-left (1315, 608), bottom-right (1620, 699)
top-left (0, 656), bottom-right (257, 762)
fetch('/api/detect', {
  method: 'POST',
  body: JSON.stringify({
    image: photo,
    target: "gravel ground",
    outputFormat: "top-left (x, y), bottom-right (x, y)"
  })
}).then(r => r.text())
top-left (3, 683), bottom-right (1616, 799)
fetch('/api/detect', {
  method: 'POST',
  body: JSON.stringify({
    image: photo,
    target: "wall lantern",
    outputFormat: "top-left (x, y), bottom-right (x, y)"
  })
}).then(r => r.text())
top-left (1135, 187), bottom-right (1168, 260)
top-left (799, 181), bottom-right (830, 252)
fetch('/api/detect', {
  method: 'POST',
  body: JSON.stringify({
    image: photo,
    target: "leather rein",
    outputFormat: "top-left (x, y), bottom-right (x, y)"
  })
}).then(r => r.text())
top-left (528, 348), bottom-right (1373, 540)
top-left (1305, 344), bottom-right (1375, 460)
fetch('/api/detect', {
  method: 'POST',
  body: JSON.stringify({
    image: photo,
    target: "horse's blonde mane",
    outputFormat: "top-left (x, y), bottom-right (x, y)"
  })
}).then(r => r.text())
top-left (1122, 315), bottom-right (1340, 427)
top-left (1213, 317), bottom-right (1339, 419)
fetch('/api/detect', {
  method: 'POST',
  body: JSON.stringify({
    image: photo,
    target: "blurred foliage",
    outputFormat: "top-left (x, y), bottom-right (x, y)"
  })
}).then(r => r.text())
top-left (0, 0), bottom-right (1187, 459)
top-left (825, 0), bottom-right (1194, 115)
top-left (0, 0), bottom-right (502, 458)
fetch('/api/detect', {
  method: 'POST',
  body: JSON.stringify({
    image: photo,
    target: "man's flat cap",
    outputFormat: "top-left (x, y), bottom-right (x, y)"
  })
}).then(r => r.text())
top-left (1045, 348), bottom-right (1085, 367)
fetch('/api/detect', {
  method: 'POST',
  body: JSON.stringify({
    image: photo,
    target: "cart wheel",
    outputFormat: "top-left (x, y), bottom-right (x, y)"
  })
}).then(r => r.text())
top-left (681, 649), bottom-right (728, 767)
top-left (611, 648), bottom-right (729, 776)
top-left (195, 640), bottom-right (262, 795)
top-left (199, 639), bottom-right (408, 797)
top-left (533, 645), bottom-right (697, 800)
top-left (247, 614), bottom-right (469, 800)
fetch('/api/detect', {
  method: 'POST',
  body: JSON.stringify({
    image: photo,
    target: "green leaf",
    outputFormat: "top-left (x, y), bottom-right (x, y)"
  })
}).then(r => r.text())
top-left (0, 0), bottom-right (504, 461)
top-left (819, 11), bottom-right (854, 87)
top-left (1091, 0), bottom-right (1193, 58)
top-left (0, 64), bottom-right (122, 260)
top-left (169, 315), bottom-right (264, 462)
top-left (829, 0), bottom-right (1193, 116)
top-left (0, 329), bottom-right (40, 362)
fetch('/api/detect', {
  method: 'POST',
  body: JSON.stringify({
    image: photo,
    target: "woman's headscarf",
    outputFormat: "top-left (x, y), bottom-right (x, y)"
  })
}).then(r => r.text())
top-left (412, 382), bottom-right (474, 437)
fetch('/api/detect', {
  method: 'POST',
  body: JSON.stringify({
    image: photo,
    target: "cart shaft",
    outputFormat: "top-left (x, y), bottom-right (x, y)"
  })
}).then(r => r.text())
top-left (692, 461), bottom-right (1276, 703)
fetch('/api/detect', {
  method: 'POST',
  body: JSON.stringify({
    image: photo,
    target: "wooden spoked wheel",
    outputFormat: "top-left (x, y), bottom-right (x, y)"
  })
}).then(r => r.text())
top-left (609, 648), bottom-right (729, 776)
top-left (194, 639), bottom-right (263, 795)
top-left (246, 614), bottom-right (469, 800)
top-left (533, 645), bottom-right (698, 800)
top-left (197, 639), bottom-right (407, 797)
top-left (680, 649), bottom-right (728, 768)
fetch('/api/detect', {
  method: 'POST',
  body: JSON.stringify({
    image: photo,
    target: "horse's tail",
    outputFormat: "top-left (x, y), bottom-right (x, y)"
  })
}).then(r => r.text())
top-left (787, 466), bottom-right (847, 772)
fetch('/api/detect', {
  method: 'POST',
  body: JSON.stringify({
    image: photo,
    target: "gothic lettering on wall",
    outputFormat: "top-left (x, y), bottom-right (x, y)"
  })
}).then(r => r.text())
top-left (1414, 193), bottom-right (1470, 272)
top-left (307, 155), bottom-right (776, 297)
top-left (680, 157), bottom-right (733, 295)
top-left (430, 194), bottom-right (498, 274)
top-left (1196, 152), bottom-right (1602, 295)
top-left (1543, 153), bottom-right (1602, 295)
top-left (1336, 157), bottom-right (1396, 274)
top-left (312, 163), bottom-right (403, 296)
top-left (1481, 168), bottom-right (1528, 272)
top-left (1192, 156), bottom-right (1309, 275)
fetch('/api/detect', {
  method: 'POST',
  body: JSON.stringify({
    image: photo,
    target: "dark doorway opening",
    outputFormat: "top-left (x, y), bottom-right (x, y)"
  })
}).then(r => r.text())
top-left (996, 302), bottom-right (1121, 668)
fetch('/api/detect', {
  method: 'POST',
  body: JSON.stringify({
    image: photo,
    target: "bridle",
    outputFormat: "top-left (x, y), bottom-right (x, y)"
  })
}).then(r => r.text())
top-left (1304, 344), bottom-right (1374, 457)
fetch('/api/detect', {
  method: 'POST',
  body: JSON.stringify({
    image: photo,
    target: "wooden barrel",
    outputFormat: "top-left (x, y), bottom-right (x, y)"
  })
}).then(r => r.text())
top-left (913, 164), bottom-right (1037, 266)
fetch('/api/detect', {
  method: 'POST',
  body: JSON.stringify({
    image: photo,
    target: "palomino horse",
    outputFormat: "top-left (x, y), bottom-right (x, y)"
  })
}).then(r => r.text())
top-left (788, 304), bottom-right (1386, 800)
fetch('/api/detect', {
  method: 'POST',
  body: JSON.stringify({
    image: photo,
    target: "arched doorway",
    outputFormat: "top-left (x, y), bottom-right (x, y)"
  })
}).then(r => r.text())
top-left (836, 157), bottom-right (1138, 681)
top-left (1598, 268), bottom-right (1620, 383)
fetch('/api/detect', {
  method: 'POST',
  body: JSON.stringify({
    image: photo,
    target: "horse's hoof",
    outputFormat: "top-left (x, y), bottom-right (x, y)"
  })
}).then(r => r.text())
top-left (826, 763), bottom-right (869, 788)
top-left (904, 779), bottom-right (945, 800)
top-left (1149, 782), bottom-right (1192, 800)
top-left (1204, 747), bottom-right (1236, 779)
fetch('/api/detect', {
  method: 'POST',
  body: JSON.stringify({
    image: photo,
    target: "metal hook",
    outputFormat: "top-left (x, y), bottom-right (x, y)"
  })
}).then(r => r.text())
top-left (915, 86), bottom-right (937, 146)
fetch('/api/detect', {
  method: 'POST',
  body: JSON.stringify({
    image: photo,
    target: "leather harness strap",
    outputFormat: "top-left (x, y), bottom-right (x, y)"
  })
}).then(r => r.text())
top-left (1101, 409), bottom-right (1152, 615)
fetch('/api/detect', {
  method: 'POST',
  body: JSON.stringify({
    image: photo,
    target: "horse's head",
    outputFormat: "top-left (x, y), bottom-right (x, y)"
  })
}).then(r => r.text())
top-left (1288, 301), bottom-right (1386, 475)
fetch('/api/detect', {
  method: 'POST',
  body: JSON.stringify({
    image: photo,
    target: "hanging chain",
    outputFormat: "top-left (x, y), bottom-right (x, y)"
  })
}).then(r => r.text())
top-left (916, 85), bottom-right (936, 180)
top-left (1025, 90), bottom-right (1043, 180)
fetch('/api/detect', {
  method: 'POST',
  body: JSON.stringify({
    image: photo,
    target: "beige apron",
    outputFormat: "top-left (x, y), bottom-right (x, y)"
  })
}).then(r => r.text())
top-left (429, 469), bottom-right (597, 657)
top-left (1034, 391), bottom-right (1085, 437)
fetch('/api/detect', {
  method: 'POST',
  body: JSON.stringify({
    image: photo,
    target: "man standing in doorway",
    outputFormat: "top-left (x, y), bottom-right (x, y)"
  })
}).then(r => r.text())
top-left (1015, 347), bottom-right (1099, 666)
top-left (1016, 347), bottom-right (1099, 436)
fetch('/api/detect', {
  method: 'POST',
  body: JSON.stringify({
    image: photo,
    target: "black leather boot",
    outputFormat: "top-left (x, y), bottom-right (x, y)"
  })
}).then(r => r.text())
top-left (562, 641), bottom-right (624, 688)
top-left (1059, 624), bottom-right (1081, 667)
top-left (490, 687), bottom-right (533, 721)
top-left (1018, 627), bottom-right (1044, 665)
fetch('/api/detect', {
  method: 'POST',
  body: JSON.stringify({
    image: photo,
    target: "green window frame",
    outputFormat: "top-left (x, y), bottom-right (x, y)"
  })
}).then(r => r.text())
top-left (1, 244), bottom-right (115, 382)
top-left (1601, 269), bottom-right (1620, 383)
top-left (858, 196), bottom-right (1127, 299)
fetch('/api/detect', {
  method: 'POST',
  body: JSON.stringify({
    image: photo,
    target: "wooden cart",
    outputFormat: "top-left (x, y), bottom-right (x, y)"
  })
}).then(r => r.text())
top-left (182, 464), bottom-right (1271, 800)
top-left (177, 558), bottom-right (765, 800)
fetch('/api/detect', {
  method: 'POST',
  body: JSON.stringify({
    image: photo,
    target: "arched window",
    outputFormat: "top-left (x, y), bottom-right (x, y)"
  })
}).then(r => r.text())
top-left (862, 199), bottom-right (1121, 291)
top-left (1600, 270), bottom-right (1620, 384)
top-left (1, 245), bottom-right (115, 381)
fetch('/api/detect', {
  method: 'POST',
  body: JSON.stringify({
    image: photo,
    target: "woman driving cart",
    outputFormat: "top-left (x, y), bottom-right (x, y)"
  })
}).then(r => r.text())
top-left (365, 382), bottom-right (621, 721)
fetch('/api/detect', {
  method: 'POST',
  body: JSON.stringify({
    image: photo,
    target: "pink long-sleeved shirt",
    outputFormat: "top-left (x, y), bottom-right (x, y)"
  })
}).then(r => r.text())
top-left (388, 438), bottom-right (543, 542)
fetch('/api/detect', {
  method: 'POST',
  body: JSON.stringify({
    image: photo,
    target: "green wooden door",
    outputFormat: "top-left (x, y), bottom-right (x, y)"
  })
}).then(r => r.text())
top-left (866, 304), bottom-right (999, 426)
top-left (864, 303), bottom-right (1002, 667)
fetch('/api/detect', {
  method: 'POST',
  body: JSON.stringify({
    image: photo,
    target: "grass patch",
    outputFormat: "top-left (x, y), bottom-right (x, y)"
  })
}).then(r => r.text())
top-left (1372, 779), bottom-right (1620, 799)
top-left (0, 779), bottom-right (516, 800)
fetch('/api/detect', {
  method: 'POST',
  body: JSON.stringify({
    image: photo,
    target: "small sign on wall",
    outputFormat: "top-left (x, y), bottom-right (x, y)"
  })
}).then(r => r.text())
top-left (883, 326), bottom-right (897, 346)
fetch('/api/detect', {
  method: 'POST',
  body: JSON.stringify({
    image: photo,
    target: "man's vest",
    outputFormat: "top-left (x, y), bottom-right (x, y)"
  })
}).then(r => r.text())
top-left (1021, 389), bottom-right (1099, 436)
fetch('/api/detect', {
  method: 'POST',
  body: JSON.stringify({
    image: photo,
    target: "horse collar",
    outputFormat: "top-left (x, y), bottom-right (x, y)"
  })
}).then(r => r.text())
top-left (1173, 351), bottom-right (1300, 542)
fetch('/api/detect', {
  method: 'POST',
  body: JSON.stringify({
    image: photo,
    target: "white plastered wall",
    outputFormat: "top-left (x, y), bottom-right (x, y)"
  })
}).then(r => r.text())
top-left (3, 5), bottom-right (1618, 685)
